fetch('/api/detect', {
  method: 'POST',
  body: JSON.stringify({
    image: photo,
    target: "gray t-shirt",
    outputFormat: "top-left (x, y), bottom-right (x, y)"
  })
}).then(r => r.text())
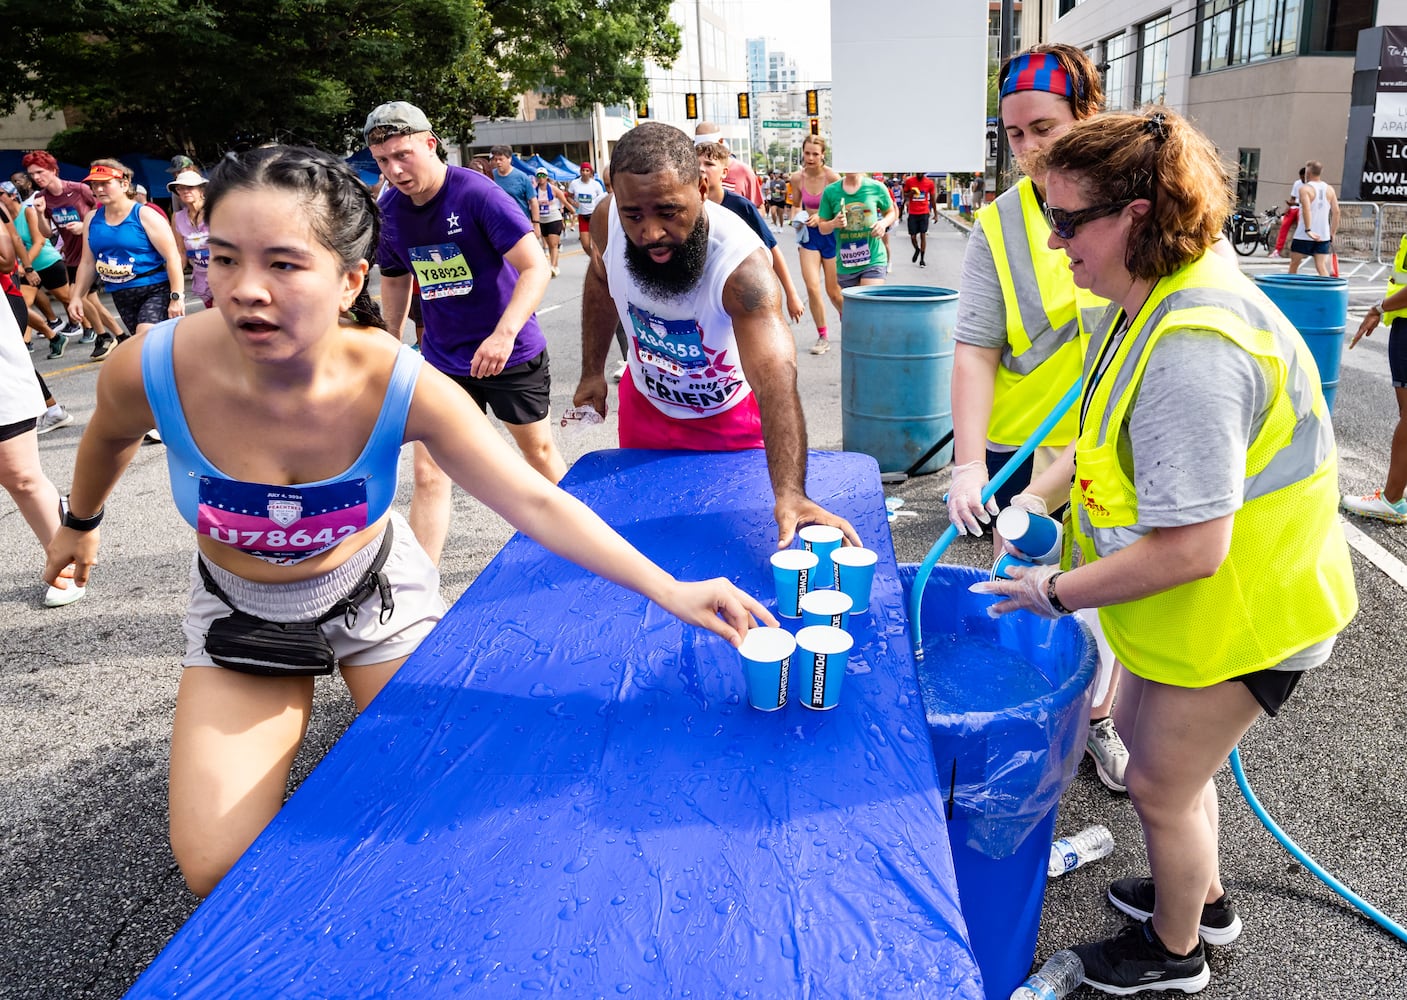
top-left (952, 221), bottom-right (1008, 350)
top-left (1082, 327), bottom-right (1332, 671)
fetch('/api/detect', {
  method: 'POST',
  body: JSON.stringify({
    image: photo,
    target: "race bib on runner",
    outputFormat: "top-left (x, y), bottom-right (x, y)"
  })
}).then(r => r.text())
top-left (577, 192), bottom-right (594, 207)
top-left (626, 303), bottom-right (745, 415)
top-left (410, 243), bottom-right (473, 300)
top-left (839, 240), bottom-right (872, 269)
top-left (50, 206), bottom-right (81, 228)
top-left (95, 255), bottom-right (137, 284)
top-left (197, 476), bottom-right (369, 565)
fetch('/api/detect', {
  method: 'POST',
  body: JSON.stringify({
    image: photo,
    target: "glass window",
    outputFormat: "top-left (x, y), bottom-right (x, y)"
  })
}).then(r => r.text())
top-left (1305, 0), bottom-right (1373, 53)
top-left (1137, 12), bottom-right (1172, 106)
top-left (1236, 148), bottom-right (1260, 209)
top-left (1058, 0), bottom-right (1081, 14)
top-left (1195, 0), bottom-right (1302, 73)
top-left (1103, 32), bottom-right (1130, 111)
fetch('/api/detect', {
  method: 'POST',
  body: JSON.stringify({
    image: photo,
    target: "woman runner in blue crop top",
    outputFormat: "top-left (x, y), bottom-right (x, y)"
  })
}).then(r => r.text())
top-left (45, 145), bottom-right (774, 898)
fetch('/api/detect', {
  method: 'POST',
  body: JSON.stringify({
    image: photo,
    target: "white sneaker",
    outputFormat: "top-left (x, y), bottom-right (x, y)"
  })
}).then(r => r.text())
top-left (43, 564), bottom-right (86, 608)
top-left (551, 266), bottom-right (560, 277)
top-left (144, 427), bottom-right (163, 445)
top-left (1086, 717), bottom-right (1129, 793)
top-left (809, 338), bottom-right (830, 355)
top-left (1341, 488), bottom-right (1407, 524)
top-left (36, 407), bottom-right (74, 435)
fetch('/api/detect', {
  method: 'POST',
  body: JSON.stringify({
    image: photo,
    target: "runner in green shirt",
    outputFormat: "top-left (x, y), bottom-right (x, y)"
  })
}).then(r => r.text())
top-left (817, 173), bottom-right (897, 290)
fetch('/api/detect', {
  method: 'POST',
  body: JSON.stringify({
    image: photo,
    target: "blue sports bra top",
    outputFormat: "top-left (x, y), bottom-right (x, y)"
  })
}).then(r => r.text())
top-left (141, 318), bottom-right (423, 565)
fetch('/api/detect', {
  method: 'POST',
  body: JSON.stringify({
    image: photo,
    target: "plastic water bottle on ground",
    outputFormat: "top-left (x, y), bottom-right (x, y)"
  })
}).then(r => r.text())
top-left (1010, 949), bottom-right (1084, 1000)
top-left (1047, 824), bottom-right (1114, 877)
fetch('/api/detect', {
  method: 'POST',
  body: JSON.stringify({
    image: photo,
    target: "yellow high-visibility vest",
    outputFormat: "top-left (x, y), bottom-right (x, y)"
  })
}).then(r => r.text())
top-left (977, 176), bottom-right (1107, 446)
top-left (1069, 251), bottom-right (1357, 687)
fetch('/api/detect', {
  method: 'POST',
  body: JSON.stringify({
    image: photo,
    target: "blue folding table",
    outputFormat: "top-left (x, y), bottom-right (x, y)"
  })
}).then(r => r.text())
top-left (126, 449), bottom-right (985, 999)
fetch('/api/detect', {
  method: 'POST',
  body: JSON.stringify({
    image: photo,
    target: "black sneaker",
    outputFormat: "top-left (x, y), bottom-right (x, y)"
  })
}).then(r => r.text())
top-left (1109, 878), bottom-right (1242, 946)
top-left (1074, 920), bottom-right (1210, 995)
top-left (911, 247), bottom-right (920, 262)
top-left (90, 333), bottom-right (115, 361)
top-left (46, 332), bottom-right (67, 359)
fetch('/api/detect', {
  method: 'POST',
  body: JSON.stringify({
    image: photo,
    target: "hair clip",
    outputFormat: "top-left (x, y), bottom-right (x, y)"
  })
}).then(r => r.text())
top-left (1144, 111), bottom-right (1169, 144)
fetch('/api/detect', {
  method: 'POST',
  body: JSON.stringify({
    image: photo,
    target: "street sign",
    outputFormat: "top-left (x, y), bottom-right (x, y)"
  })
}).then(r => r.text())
top-left (762, 119), bottom-right (807, 129)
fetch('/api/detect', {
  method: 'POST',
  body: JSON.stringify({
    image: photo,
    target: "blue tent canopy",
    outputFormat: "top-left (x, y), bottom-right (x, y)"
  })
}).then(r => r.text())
top-left (552, 154), bottom-right (580, 177)
top-left (346, 147), bottom-right (382, 187)
top-left (515, 154), bottom-right (574, 183)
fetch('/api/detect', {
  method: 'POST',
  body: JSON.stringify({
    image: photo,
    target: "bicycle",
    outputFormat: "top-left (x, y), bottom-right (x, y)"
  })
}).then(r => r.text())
top-left (1224, 207), bottom-right (1264, 256)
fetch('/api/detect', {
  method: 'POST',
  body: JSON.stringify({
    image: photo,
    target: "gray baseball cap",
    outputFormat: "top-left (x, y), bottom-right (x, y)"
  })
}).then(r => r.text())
top-left (363, 101), bottom-right (435, 143)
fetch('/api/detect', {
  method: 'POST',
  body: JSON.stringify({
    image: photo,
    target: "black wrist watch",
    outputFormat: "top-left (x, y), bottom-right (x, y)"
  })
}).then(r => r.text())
top-left (1046, 571), bottom-right (1074, 616)
top-left (59, 495), bottom-right (104, 531)
top-left (169, 291), bottom-right (182, 301)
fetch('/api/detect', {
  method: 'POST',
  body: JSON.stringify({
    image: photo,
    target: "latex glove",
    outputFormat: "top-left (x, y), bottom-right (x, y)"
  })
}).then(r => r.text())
top-left (968, 562), bottom-right (1067, 619)
top-left (946, 460), bottom-right (998, 536)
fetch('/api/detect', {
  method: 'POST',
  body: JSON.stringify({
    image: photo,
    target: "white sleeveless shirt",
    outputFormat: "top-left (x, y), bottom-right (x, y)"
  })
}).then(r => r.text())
top-left (606, 200), bottom-right (764, 421)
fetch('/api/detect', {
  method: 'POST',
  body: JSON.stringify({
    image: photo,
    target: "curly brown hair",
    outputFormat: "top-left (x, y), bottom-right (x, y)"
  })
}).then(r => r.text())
top-left (998, 43), bottom-right (1105, 121)
top-left (1034, 106), bottom-right (1233, 280)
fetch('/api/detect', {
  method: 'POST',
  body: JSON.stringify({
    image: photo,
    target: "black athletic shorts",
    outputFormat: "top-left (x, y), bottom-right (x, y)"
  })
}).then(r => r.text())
top-left (1239, 667), bottom-right (1305, 717)
top-left (907, 214), bottom-right (931, 236)
top-left (0, 416), bottom-right (37, 442)
top-left (109, 281), bottom-right (171, 334)
top-left (1389, 317), bottom-right (1407, 388)
top-left (540, 219), bottom-right (564, 238)
top-left (446, 348), bottom-right (552, 425)
top-left (34, 260), bottom-right (69, 291)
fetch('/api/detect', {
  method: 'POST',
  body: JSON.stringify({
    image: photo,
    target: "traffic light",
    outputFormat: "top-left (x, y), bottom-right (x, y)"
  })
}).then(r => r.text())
top-left (685, 93), bottom-right (698, 119)
top-left (806, 89), bottom-right (819, 116)
top-left (737, 92), bottom-right (750, 119)
top-left (638, 101), bottom-right (650, 119)
top-left (809, 117), bottom-right (820, 136)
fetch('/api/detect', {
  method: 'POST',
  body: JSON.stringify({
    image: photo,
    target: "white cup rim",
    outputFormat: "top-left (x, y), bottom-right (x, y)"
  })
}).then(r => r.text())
top-left (799, 590), bottom-right (853, 615)
top-left (771, 549), bottom-right (819, 570)
top-left (739, 626), bottom-right (798, 662)
top-left (830, 546), bottom-right (878, 567)
top-left (798, 524), bottom-right (844, 544)
top-left (795, 625), bottom-right (854, 655)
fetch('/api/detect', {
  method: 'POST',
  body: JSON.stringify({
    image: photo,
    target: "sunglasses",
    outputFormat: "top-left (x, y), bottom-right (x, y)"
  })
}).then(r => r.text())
top-left (1043, 200), bottom-right (1131, 240)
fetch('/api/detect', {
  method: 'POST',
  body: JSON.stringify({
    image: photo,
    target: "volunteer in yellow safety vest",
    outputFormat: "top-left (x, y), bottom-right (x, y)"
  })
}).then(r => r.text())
top-left (1338, 234), bottom-right (1407, 523)
top-left (974, 107), bottom-right (1357, 995)
top-left (947, 44), bottom-right (1132, 795)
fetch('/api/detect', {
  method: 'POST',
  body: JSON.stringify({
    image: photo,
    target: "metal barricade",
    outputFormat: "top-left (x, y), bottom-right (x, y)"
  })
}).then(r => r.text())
top-left (1332, 201), bottom-right (1384, 278)
top-left (1378, 203), bottom-right (1407, 269)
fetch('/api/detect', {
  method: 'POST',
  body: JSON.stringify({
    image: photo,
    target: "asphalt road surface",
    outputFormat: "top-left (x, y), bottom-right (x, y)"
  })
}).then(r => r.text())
top-left (2, 214), bottom-right (1404, 999)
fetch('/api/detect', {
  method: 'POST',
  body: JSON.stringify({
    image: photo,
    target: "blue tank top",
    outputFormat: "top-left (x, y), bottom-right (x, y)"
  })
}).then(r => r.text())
top-left (141, 318), bottom-right (422, 565)
top-left (88, 204), bottom-right (167, 289)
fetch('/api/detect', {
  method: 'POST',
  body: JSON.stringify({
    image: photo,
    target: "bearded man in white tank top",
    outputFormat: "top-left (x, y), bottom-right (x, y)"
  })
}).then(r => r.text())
top-left (572, 122), bottom-right (860, 551)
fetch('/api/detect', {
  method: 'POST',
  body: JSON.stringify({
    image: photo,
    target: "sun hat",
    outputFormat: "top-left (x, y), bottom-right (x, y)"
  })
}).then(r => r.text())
top-left (166, 170), bottom-right (209, 192)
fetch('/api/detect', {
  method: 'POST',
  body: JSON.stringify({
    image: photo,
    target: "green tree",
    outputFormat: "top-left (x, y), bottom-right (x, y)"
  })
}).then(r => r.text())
top-left (483, 0), bottom-right (680, 110)
top-left (3, 0), bottom-right (680, 162)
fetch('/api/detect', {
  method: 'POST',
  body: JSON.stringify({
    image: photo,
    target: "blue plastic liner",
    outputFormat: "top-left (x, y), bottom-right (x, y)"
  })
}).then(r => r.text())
top-left (126, 451), bottom-right (984, 1000)
top-left (902, 563), bottom-right (1097, 998)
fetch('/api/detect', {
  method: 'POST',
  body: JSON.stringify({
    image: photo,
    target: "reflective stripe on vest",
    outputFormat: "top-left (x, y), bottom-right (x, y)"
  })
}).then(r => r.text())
top-left (978, 177), bottom-right (1107, 446)
top-left (1069, 251), bottom-right (1357, 686)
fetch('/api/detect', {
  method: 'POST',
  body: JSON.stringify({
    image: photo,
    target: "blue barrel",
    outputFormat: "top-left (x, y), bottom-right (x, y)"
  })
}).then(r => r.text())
top-left (901, 564), bottom-right (1097, 999)
top-left (1253, 273), bottom-right (1348, 411)
top-left (841, 286), bottom-right (957, 475)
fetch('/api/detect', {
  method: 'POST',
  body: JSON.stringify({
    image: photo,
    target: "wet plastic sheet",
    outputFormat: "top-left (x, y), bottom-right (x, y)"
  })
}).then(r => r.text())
top-left (126, 450), bottom-right (984, 1000)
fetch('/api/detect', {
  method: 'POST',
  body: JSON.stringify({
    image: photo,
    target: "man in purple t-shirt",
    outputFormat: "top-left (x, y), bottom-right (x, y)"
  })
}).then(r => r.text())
top-left (366, 101), bottom-right (565, 565)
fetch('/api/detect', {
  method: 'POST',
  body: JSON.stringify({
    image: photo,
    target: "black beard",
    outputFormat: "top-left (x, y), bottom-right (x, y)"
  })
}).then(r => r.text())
top-left (623, 212), bottom-right (710, 300)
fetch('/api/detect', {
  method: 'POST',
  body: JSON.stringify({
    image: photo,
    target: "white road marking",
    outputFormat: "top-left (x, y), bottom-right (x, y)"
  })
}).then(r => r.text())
top-left (1340, 516), bottom-right (1407, 590)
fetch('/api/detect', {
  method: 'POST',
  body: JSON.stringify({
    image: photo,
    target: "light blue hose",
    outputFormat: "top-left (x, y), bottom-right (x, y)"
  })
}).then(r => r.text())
top-left (908, 378), bottom-right (1082, 659)
top-left (1229, 747), bottom-right (1407, 943)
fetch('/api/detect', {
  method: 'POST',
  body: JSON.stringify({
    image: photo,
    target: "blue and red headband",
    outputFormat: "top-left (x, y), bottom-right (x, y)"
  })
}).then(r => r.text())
top-left (1000, 52), bottom-right (1076, 101)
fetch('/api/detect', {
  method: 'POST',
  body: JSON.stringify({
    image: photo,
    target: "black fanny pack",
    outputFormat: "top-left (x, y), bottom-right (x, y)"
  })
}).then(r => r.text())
top-left (199, 522), bottom-right (396, 677)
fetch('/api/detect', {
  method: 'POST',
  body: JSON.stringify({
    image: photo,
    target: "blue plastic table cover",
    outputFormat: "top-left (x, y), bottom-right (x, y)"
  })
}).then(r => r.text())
top-left (126, 449), bottom-right (985, 1000)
